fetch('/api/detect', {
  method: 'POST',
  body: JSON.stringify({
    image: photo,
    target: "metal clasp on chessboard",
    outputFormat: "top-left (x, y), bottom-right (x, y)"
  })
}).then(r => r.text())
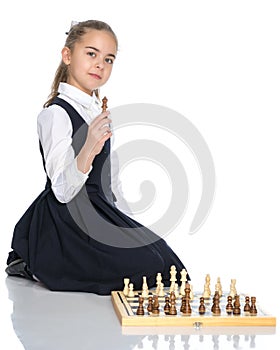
top-left (193, 321), bottom-right (203, 330)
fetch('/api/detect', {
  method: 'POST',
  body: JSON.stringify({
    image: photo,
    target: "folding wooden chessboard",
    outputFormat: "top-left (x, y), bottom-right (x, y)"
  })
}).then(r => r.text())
top-left (111, 290), bottom-right (276, 327)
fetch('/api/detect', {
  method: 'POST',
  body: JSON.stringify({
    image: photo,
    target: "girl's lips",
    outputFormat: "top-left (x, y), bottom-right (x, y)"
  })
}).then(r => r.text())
top-left (90, 73), bottom-right (102, 80)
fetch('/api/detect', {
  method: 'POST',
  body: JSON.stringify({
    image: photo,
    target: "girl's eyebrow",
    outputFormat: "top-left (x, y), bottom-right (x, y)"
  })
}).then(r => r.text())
top-left (85, 46), bottom-right (116, 59)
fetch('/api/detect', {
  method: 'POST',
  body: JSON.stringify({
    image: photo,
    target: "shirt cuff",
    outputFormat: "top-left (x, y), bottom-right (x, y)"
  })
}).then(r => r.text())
top-left (73, 157), bottom-right (92, 179)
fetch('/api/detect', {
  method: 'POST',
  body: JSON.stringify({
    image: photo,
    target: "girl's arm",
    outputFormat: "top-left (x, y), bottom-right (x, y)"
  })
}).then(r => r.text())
top-left (37, 105), bottom-right (111, 203)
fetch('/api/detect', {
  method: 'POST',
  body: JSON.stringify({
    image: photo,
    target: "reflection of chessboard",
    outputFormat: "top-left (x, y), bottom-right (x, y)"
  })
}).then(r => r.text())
top-left (111, 290), bottom-right (276, 327)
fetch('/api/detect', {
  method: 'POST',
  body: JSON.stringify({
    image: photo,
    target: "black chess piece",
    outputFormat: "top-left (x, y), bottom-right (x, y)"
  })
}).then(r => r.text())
top-left (250, 296), bottom-right (257, 315)
top-left (226, 295), bottom-right (233, 315)
top-left (199, 297), bottom-right (206, 315)
top-left (233, 295), bottom-right (241, 315)
top-left (244, 296), bottom-right (251, 312)
top-left (136, 296), bottom-right (145, 315)
top-left (164, 296), bottom-right (170, 315)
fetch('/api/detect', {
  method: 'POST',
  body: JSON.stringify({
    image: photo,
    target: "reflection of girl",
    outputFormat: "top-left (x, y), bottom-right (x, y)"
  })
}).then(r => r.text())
top-left (6, 20), bottom-right (188, 294)
top-left (6, 278), bottom-right (144, 350)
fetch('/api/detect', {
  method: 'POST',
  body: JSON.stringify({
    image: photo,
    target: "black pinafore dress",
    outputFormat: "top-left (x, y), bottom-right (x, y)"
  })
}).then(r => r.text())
top-left (8, 97), bottom-right (187, 295)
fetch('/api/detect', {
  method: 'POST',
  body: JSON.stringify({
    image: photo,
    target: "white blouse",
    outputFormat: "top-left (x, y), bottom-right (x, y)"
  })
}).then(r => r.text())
top-left (37, 83), bottom-right (124, 206)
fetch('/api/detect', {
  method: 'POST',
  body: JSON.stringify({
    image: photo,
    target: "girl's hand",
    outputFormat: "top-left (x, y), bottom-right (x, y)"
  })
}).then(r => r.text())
top-left (86, 111), bottom-right (112, 155)
top-left (77, 111), bottom-right (112, 173)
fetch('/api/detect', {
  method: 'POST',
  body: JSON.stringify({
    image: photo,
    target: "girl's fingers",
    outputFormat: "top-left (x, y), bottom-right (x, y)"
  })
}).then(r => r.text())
top-left (90, 111), bottom-right (111, 127)
top-left (93, 131), bottom-right (112, 155)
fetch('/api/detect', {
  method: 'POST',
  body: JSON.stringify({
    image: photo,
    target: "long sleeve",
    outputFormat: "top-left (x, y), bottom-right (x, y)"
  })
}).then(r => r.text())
top-left (37, 105), bottom-right (90, 203)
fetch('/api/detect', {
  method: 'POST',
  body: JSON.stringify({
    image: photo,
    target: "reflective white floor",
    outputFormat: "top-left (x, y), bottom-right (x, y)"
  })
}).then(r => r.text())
top-left (0, 272), bottom-right (279, 350)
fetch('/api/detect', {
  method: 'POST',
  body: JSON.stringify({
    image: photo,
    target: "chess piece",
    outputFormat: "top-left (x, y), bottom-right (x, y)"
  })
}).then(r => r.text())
top-left (136, 296), bottom-right (145, 315)
top-left (141, 276), bottom-right (149, 297)
top-left (203, 274), bottom-right (211, 298)
top-left (183, 283), bottom-right (192, 315)
top-left (250, 296), bottom-right (258, 315)
top-left (199, 297), bottom-right (206, 315)
top-left (169, 265), bottom-right (177, 292)
top-left (215, 277), bottom-right (223, 296)
top-left (233, 294), bottom-right (241, 315)
top-left (123, 278), bottom-right (130, 296)
top-left (244, 296), bottom-right (251, 312)
top-left (212, 291), bottom-right (221, 315)
top-left (152, 295), bottom-right (160, 314)
top-left (180, 296), bottom-right (187, 313)
top-left (102, 96), bottom-right (108, 112)
top-left (147, 296), bottom-right (153, 312)
top-left (164, 296), bottom-right (170, 315)
top-left (180, 268), bottom-right (188, 295)
top-left (158, 282), bottom-right (165, 297)
top-left (169, 291), bottom-right (177, 315)
top-left (155, 272), bottom-right (162, 294)
top-left (229, 279), bottom-right (237, 298)
top-left (226, 295), bottom-right (233, 315)
top-left (128, 283), bottom-right (135, 297)
top-left (189, 284), bottom-right (194, 300)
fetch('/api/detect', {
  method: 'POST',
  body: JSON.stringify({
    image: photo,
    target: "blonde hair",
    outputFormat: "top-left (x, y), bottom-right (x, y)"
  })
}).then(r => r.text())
top-left (44, 20), bottom-right (118, 107)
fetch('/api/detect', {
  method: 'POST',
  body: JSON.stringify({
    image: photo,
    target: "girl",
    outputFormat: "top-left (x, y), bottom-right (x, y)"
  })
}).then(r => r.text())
top-left (6, 20), bottom-right (189, 295)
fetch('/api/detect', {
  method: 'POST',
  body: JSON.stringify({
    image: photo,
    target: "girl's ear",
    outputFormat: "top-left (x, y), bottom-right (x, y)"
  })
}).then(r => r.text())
top-left (61, 47), bottom-right (71, 65)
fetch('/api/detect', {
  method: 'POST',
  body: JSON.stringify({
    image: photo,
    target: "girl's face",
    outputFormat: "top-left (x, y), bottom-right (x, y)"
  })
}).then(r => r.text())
top-left (62, 29), bottom-right (117, 95)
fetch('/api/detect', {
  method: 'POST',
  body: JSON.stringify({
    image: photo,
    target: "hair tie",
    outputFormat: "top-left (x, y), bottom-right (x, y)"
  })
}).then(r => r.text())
top-left (65, 20), bottom-right (79, 35)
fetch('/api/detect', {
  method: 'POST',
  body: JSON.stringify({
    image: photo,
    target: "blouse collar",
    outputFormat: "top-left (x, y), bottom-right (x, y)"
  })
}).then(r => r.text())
top-left (58, 83), bottom-right (101, 112)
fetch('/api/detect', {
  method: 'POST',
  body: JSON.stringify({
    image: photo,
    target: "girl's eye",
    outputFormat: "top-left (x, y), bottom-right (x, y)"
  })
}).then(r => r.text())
top-left (105, 57), bottom-right (114, 64)
top-left (87, 51), bottom-right (96, 57)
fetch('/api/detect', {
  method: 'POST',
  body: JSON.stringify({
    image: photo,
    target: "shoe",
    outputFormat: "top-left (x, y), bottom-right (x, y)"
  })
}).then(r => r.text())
top-left (5, 258), bottom-right (35, 281)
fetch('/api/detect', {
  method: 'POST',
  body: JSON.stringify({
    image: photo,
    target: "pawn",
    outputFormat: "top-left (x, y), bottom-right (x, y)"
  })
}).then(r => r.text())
top-left (155, 272), bottom-right (162, 294)
top-left (233, 295), bottom-right (241, 315)
top-left (180, 296), bottom-right (187, 313)
top-left (212, 291), bottom-right (221, 315)
top-left (141, 276), bottom-right (149, 298)
top-left (158, 282), bottom-right (165, 297)
top-left (226, 295), bottom-right (233, 315)
top-left (244, 296), bottom-right (251, 312)
top-left (147, 296), bottom-right (153, 312)
top-left (250, 296), bottom-right (258, 315)
top-left (169, 291), bottom-right (177, 315)
top-left (127, 283), bottom-right (135, 297)
top-left (164, 296), bottom-right (170, 315)
top-left (184, 283), bottom-right (192, 315)
top-left (136, 296), bottom-right (145, 315)
top-left (123, 278), bottom-right (130, 296)
top-left (199, 297), bottom-right (206, 315)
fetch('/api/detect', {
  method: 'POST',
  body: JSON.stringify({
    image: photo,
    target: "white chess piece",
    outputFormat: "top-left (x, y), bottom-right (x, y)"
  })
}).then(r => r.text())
top-left (169, 265), bottom-right (177, 292)
top-left (141, 276), bottom-right (149, 297)
top-left (229, 278), bottom-right (237, 298)
top-left (158, 282), bottom-right (165, 297)
top-left (215, 277), bottom-right (223, 296)
top-left (128, 283), bottom-right (135, 297)
top-left (180, 269), bottom-right (187, 295)
top-left (123, 278), bottom-right (130, 296)
top-left (189, 284), bottom-right (194, 300)
top-left (155, 273), bottom-right (162, 294)
top-left (203, 274), bottom-right (211, 298)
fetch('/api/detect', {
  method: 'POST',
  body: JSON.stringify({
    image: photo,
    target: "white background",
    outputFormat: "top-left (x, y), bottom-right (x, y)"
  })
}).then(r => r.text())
top-left (0, 0), bottom-right (279, 346)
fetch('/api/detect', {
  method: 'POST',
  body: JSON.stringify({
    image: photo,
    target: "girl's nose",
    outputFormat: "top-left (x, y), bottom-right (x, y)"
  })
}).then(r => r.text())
top-left (96, 60), bottom-right (104, 70)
